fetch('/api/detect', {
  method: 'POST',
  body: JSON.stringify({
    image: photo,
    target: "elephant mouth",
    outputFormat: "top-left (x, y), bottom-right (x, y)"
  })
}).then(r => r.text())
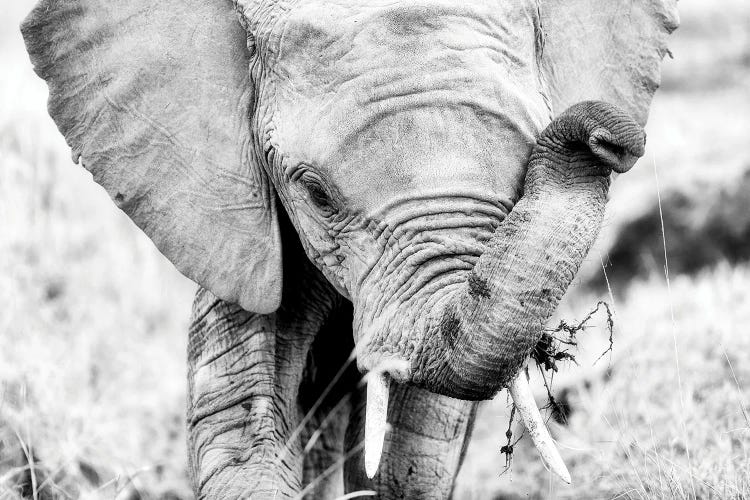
top-left (361, 359), bottom-right (571, 483)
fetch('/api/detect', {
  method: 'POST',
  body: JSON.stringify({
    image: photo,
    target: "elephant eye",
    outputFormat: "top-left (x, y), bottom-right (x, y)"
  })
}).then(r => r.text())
top-left (300, 174), bottom-right (336, 213)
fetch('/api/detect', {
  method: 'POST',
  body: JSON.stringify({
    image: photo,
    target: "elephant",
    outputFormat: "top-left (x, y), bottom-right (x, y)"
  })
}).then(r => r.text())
top-left (21, 0), bottom-right (677, 498)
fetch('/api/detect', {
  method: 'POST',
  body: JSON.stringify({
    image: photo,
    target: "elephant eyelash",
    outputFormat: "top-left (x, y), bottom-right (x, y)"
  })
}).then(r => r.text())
top-left (298, 171), bottom-right (338, 215)
top-left (286, 164), bottom-right (306, 182)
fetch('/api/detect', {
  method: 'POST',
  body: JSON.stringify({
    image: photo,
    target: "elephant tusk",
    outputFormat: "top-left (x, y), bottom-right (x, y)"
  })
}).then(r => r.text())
top-left (364, 371), bottom-right (390, 479)
top-left (508, 371), bottom-right (572, 484)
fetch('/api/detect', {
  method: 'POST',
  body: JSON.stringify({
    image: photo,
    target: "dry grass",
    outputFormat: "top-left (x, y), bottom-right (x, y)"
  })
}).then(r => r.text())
top-left (1, 3), bottom-right (195, 497)
top-left (1, 1), bottom-right (749, 499)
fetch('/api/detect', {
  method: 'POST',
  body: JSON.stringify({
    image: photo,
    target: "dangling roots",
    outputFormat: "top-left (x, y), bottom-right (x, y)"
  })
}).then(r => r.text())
top-left (499, 301), bottom-right (614, 473)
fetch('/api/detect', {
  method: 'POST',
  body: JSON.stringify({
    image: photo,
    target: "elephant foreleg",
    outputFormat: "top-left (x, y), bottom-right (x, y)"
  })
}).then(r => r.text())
top-left (187, 269), bottom-right (342, 497)
top-left (343, 383), bottom-right (478, 499)
top-left (187, 288), bottom-right (306, 499)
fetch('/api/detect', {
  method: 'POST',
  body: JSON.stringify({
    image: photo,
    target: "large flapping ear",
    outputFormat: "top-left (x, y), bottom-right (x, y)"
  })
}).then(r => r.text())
top-left (21, 0), bottom-right (282, 313)
top-left (539, 0), bottom-right (679, 126)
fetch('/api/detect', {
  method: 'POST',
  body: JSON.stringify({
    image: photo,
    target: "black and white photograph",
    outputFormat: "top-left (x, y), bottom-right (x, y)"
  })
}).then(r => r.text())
top-left (1, 0), bottom-right (748, 498)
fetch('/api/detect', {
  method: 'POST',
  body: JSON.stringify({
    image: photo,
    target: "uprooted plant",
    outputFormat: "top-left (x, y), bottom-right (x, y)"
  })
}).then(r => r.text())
top-left (500, 301), bottom-right (615, 474)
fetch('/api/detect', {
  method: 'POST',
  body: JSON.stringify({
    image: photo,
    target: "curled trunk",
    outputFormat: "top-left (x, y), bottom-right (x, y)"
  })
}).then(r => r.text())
top-left (421, 101), bottom-right (645, 399)
top-left (362, 101), bottom-right (646, 401)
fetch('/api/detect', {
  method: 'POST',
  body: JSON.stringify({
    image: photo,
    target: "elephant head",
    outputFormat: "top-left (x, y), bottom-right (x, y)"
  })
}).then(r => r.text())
top-left (22, 0), bottom-right (677, 486)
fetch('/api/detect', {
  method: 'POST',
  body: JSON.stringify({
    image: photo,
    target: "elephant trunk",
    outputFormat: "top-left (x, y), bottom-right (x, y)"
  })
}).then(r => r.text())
top-left (359, 101), bottom-right (644, 480)
top-left (415, 101), bottom-right (646, 400)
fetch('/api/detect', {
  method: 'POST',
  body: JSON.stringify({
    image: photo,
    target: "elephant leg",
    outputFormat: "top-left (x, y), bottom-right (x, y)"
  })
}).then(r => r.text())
top-left (343, 383), bottom-right (478, 499)
top-left (188, 290), bottom-right (290, 498)
top-left (187, 289), bottom-right (315, 498)
top-left (187, 221), bottom-right (343, 499)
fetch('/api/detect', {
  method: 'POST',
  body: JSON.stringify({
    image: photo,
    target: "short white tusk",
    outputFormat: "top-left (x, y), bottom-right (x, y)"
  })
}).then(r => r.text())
top-left (364, 371), bottom-right (390, 479)
top-left (508, 371), bottom-right (572, 484)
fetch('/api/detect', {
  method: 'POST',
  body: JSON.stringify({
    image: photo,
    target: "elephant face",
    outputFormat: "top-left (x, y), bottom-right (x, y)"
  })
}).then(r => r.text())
top-left (239, 0), bottom-right (667, 393)
top-left (252, 1), bottom-right (549, 369)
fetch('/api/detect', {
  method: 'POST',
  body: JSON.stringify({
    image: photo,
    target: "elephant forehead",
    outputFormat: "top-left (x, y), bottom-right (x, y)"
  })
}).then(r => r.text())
top-left (274, 92), bottom-right (537, 181)
top-left (274, 0), bottom-right (543, 92)
top-left (269, 0), bottom-right (549, 156)
top-left (272, 92), bottom-right (545, 216)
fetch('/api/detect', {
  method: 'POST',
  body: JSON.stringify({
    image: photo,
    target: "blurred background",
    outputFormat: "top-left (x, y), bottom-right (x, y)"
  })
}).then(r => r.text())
top-left (1, 1), bottom-right (748, 498)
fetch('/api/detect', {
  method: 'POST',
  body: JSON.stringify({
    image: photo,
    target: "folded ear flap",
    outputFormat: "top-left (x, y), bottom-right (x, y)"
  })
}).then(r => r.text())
top-left (22, 0), bottom-right (282, 313)
top-left (539, 0), bottom-right (679, 126)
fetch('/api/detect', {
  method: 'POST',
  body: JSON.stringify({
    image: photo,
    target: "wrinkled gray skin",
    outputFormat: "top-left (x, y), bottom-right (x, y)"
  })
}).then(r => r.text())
top-left (21, 0), bottom-right (674, 497)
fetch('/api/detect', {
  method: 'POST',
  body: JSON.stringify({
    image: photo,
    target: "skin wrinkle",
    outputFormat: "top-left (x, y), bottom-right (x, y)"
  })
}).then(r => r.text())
top-left (352, 195), bottom-right (507, 293)
top-left (404, 271), bottom-right (465, 305)
top-left (365, 249), bottom-right (478, 318)
top-left (368, 192), bottom-right (511, 228)
top-left (196, 410), bottom-right (273, 454)
top-left (284, 167), bottom-right (512, 300)
top-left (379, 238), bottom-right (483, 282)
top-left (339, 96), bottom-right (536, 151)
top-left (190, 363), bottom-right (274, 431)
top-left (195, 323), bottom-right (260, 370)
top-left (198, 440), bottom-right (289, 494)
top-left (379, 229), bottom-right (484, 269)
top-left (385, 214), bottom-right (500, 243)
top-left (375, 243), bottom-right (478, 302)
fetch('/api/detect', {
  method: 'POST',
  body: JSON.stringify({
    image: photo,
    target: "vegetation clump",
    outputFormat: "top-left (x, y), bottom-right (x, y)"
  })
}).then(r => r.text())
top-left (501, 301), bottom-right (615, 469)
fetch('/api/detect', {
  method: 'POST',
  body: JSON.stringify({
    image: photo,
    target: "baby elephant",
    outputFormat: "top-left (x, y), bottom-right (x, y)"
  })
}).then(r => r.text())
top-left (22, 0), bottom-right (676, 497)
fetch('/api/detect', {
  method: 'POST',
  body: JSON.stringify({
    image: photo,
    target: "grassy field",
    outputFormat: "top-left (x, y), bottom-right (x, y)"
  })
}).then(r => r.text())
top-left (1, 1), bottom-right (748, 499)
top-left (1, 3), bottom-right (195, 497)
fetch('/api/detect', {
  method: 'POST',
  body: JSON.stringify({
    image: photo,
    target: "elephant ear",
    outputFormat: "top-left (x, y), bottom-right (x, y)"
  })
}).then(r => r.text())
top-left (21, 0), bottom-right (282, 313)
top-left (539, 0), bottom-right (679, 126)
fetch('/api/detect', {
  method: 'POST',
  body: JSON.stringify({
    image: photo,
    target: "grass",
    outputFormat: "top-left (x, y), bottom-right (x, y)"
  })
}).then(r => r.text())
top-left (1, 0), bottom-right (749, 498)
top-left (1, 3), bottom-right (195, 497)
